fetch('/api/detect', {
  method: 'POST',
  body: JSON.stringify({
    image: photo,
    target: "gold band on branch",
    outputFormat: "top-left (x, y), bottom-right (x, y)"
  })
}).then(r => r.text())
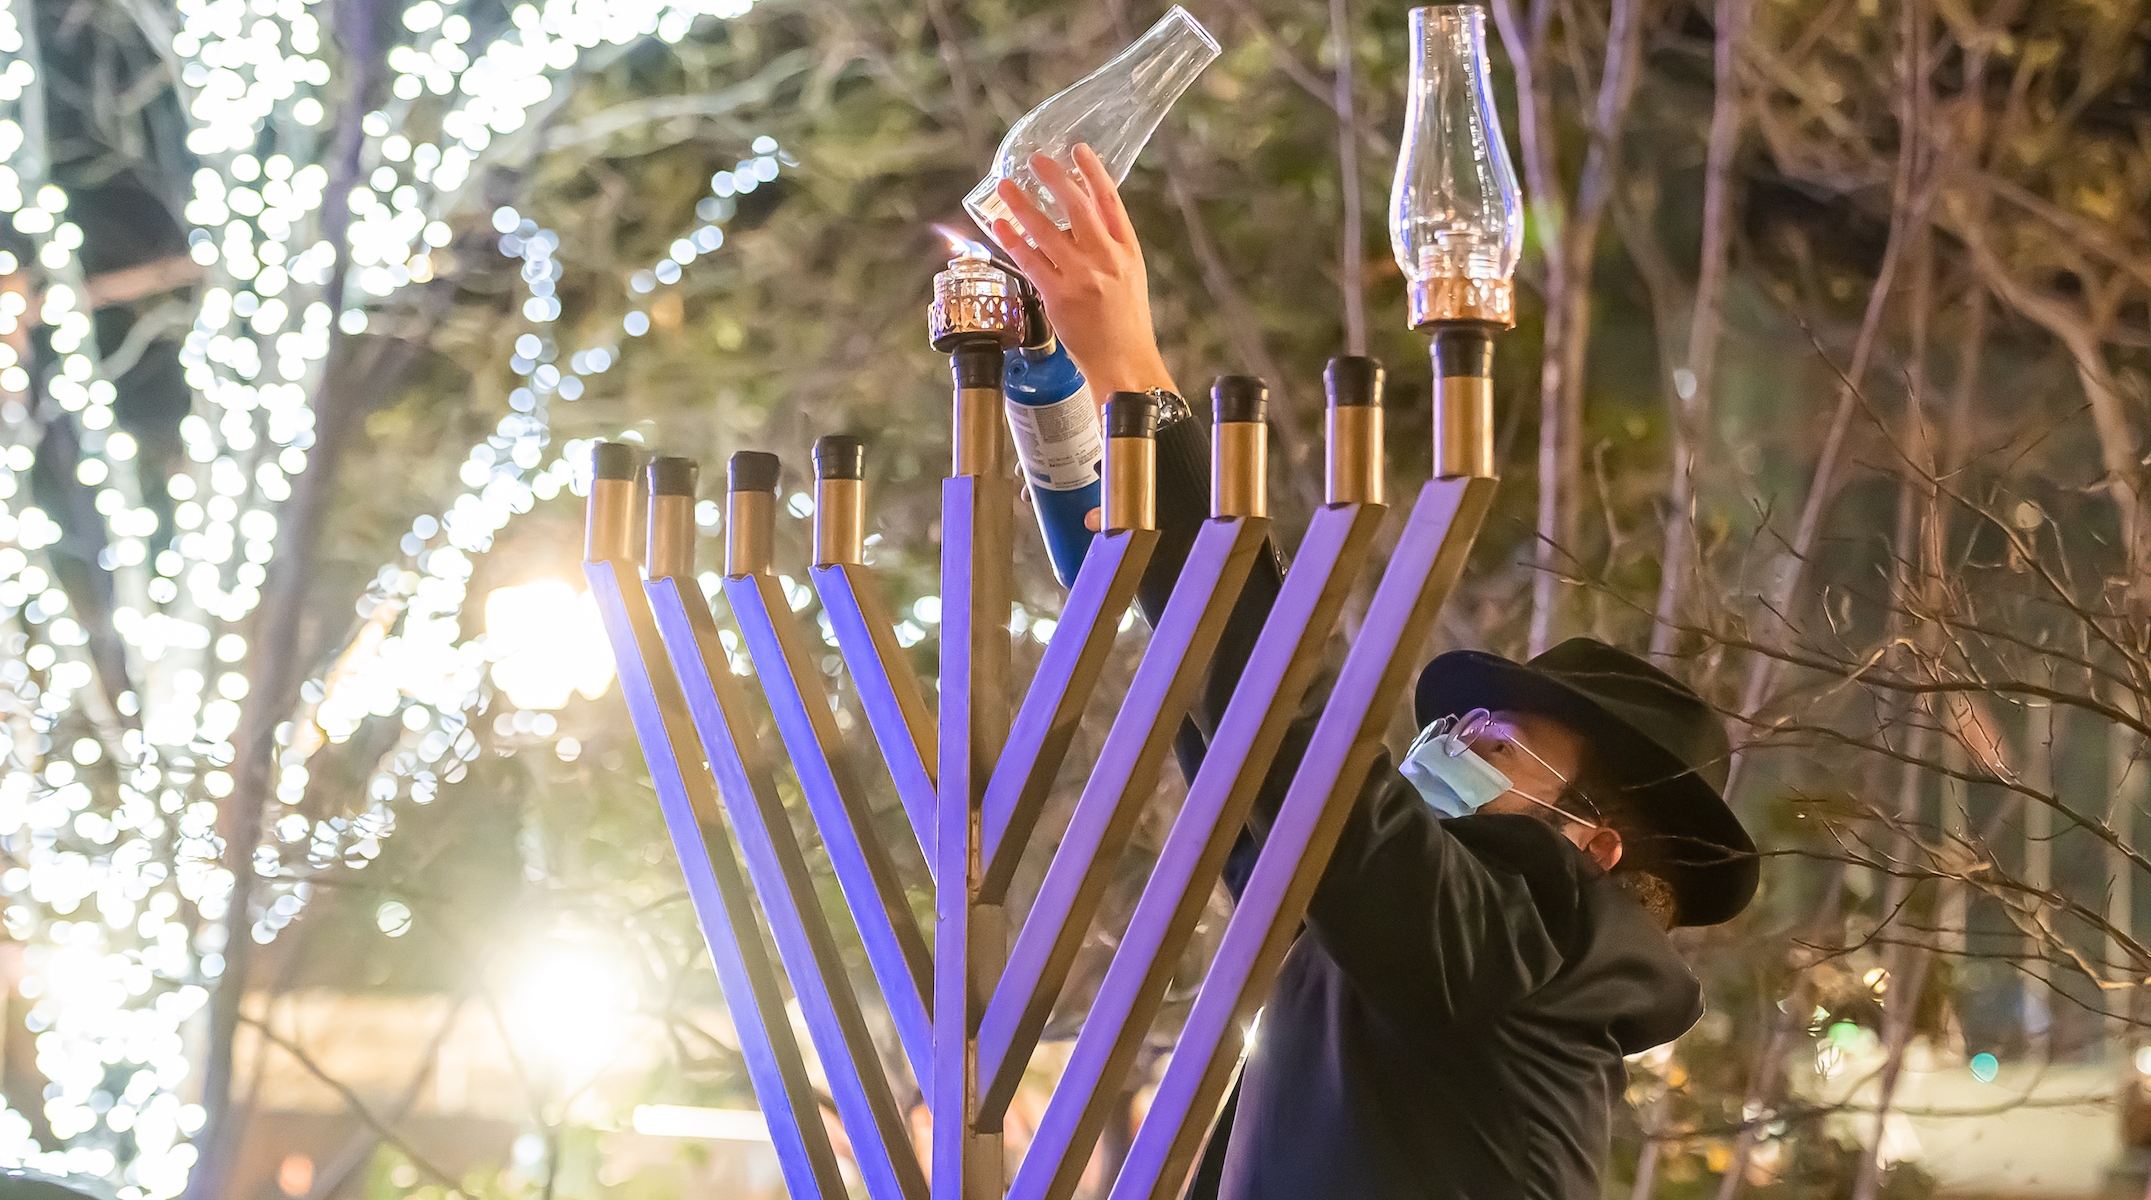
top-left (647, 493), bottom-right (697, 579)
top-left (816, 478), bottom-right (864, 566)
top-left (1105, 437), bottom-right (1157, 532)
top-left (1213, 422), bottom-right (1267, 518)
top-left (928, 258), bottom-right (1024, 350)
top-left (1434, 374), bottom-right (1495, 480)
top-left (585, 478), bottom-right (635, 563)
top-left (954, 386), bottom-right (1004, 478)
top-left (727, 489), bottom-right (775, 577)
top-left (1326, 404), bottom-right (1385, 506)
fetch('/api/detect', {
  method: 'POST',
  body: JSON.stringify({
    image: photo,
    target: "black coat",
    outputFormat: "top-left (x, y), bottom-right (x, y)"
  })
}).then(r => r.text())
top-left (1130, 413), bottom-right (1704, 1200)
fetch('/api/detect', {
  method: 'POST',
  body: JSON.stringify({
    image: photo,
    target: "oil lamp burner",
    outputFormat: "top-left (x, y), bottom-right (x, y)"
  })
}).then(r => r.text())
top-left (928, 254), bottom-right (1024, 479)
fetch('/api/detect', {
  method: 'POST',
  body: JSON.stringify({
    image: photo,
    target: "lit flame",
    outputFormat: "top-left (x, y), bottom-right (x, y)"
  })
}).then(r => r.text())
top-left (933, 222), bottom-right (993, 262)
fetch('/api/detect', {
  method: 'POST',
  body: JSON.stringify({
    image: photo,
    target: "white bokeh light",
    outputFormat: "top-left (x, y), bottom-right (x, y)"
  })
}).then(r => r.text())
top-left (0, 0), bottom-right (784, 1188)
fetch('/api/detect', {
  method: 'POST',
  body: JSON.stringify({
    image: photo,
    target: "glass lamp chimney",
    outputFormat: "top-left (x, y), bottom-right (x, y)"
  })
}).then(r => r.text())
top-left (1389, 5), bottom-right (1523, 329)
top-left (964, 6), bottom-right (1220, 233)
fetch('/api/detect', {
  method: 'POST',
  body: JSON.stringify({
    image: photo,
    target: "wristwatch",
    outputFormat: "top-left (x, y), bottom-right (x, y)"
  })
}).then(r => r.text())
top-left (1145, 386), bottom-right (1193, 429)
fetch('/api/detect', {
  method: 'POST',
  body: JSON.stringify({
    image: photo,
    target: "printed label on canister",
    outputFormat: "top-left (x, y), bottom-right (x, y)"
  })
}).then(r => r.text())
top-left (1005, 389), bottom-right (1103, 492)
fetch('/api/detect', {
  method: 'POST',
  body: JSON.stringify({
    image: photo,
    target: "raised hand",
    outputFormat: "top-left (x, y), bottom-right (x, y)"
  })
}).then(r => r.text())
top-left (985, 143), bottom-right (1179, 408)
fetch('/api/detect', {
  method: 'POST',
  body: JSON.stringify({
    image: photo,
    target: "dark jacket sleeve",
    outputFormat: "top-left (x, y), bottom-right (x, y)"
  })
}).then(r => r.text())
top-left (1252, 703), bottom-right (1587, 1022)
top-left (1136, 408), bottom-right (1584, 1022)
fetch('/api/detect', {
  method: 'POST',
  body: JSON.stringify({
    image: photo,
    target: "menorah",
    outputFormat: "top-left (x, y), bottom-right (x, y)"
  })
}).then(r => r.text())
top-left (584, 322), bottom-right (1504, 1200)
top-left (583, 12), bottom-right (1517, 1199)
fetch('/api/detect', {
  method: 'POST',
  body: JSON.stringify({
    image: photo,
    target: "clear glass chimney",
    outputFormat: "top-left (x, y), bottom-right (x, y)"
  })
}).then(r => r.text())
top-left (965, 7), bottom-right (1220, 233)
top-left (1389, 5), bottom-right (1524, 328)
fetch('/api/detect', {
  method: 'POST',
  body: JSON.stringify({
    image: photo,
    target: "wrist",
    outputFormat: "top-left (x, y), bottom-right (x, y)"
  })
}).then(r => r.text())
top-left (1076, 351), bottom-right (1176, 405)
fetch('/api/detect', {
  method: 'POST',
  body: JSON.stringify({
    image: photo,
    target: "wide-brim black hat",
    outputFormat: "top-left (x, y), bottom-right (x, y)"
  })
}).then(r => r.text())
top-left (1415, 637), bottom-right (1758, 926)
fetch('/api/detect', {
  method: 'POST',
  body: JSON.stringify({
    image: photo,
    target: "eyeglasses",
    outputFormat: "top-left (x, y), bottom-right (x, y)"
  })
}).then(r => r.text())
top-left (1424, 707), bottom-right (1603, 830)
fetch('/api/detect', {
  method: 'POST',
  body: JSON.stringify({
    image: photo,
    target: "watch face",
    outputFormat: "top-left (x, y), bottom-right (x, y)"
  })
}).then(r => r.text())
top-left (1148, 388), bottom-right (1192, 425)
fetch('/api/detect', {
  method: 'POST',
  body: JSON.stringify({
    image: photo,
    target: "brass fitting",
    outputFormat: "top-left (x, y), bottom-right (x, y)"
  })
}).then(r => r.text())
top-left (1407, 276), bottom-right (1516, 329)
top-left (1324, 357), bottom-right (1385, 506)
top-left (726, 451), bottom-right (779, 577)
top-left (1432, 326), bottom-right (1497, 480)
top-left (585, 441), bottom-right (637, 563)
top-left (813, 435), bottom-right (865, 567)
top-left (951, 344), bottom-right (1005, 478)
top-left (1211, 375), bottom-right (1268, 519)
top-left (645, 456), bottom-right (698, 579)
top-left (1103, 391), bottom-right (1158, 533)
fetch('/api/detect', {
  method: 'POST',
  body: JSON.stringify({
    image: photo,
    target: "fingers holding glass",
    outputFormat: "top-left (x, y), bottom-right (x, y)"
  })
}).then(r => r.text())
top-left (992, 177), bottom-right (1071, 268)
top-left (1071, 142), bottom-right (1136, 246)
top-left (1030, 150), bottom-right (1111, 251)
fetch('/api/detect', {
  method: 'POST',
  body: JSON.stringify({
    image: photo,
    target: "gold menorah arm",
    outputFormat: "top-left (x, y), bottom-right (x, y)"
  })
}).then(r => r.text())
top-left (646, 571), bottom-right (929, 1200)
top-left (1107, 475), bottom-right (1500, 1200)
top-left (726, 570), bottom-right (936, 1082)
top-left (582, 556), bottom-right (849, 1200)
top-left (976, 516), bottom-right (1271, 1121)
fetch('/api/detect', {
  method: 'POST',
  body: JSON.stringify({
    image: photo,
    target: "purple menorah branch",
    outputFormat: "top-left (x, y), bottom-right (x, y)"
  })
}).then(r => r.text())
top-left (580, 466), bottom-right (845, 1199)
top-left (1008, 501), bottom-right (1386, 1200)
top-left (724, 568), bottom-right (935, 1081)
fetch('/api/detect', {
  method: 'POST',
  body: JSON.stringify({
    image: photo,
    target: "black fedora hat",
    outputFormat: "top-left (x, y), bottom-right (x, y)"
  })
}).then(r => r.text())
top-left (1415, 637), bottom-right (1758, 926)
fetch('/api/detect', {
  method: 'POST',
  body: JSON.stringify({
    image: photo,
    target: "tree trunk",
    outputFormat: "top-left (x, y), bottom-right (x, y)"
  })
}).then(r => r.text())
top-left (1651, 0), bottom-right (1752, 660)
top-left (1721, 32), bottom-right (1930, 794)
top-left (1851, 197), bottom-right (1938, 1200)
top-left (186, 0), bottom-right (386, 1192)
top-left (1506, 0), bottom-right (1647, 656)
top-left (2022, 702), bottom-right (2055, 1061)
top-left (1330, 0), bottom-right (1366, 357)
top-left (2110, 716), bottom-right (2142, 1021)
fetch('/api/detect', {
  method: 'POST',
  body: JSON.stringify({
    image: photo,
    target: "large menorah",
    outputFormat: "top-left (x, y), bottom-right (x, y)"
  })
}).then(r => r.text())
top-left (582, 13), bottom-right (1517, 1197)
top-left (583, 298), bottom-right (1501, 1200)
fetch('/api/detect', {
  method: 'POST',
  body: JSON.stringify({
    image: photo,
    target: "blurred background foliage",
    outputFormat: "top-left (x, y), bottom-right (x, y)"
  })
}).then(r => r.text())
top-left (9, 0), bottom-right (2151, 1196)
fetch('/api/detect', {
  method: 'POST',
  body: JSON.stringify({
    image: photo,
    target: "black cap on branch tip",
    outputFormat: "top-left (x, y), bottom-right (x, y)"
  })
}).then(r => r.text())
top-left (1105, 391), bottom-right (1160, 439)
top-left (647, 456), bottom-right (698, 496)
top-left (950, 342), bottom-right (1003, 389)
top-left (813, 435), bottom-right (865, 480)
top-left (591, 440), bottom-right (638, 480)
top-left (1324, 356), bottom-right (1386, 408)
top-left (1432, 326), bottom-right (1496, 378)
top-left (728, 451), bottom-right (781, 493)
top-left (1211, 376), bottom-right (1268, 424)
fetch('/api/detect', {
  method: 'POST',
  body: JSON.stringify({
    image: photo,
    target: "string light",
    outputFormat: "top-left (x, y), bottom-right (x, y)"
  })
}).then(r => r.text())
top-left (0, 0), bottom-right (775, 1190)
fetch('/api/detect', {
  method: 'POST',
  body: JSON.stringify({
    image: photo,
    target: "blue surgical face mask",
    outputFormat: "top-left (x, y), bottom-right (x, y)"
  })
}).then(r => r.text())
top-left (1400, 714), bottom-right (1513, 819)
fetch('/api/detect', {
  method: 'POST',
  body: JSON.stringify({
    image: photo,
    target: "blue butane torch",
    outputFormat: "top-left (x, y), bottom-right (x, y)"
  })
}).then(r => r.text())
top-left (998, 266), bottom-right (1103, 587)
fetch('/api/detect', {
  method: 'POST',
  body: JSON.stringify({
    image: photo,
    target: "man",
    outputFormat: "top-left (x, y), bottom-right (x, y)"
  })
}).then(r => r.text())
top-left (987, 147), bottom-right (1759, 1200)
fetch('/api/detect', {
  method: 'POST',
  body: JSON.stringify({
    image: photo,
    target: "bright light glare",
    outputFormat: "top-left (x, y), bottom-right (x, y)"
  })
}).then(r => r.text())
top-left (632, 1104), bottom-right (772, 1141)
top-left (483, 580), bottom-right (614, 709)
top-left (502, 942), bottom-right (637, 1080)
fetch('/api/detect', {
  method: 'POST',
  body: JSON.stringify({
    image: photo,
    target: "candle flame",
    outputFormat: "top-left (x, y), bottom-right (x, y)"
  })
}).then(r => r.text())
top-left (933, 223), bottom-right (993, 262)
